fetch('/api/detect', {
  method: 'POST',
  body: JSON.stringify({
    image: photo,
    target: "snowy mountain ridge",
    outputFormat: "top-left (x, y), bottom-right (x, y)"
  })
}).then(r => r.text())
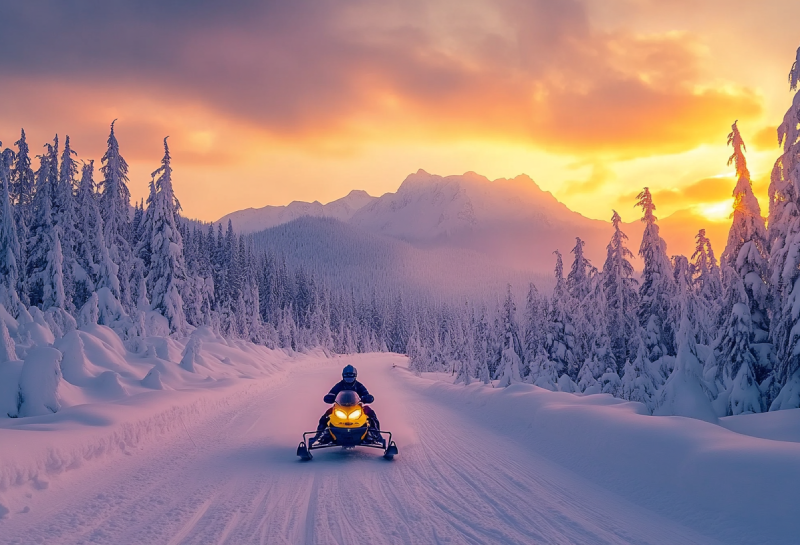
top-left (349, 169), bottom-right (571, 240)
top-left (217, 189), bottom-right (376, 234)
top-left (219, 169), bottom-right (729, 273)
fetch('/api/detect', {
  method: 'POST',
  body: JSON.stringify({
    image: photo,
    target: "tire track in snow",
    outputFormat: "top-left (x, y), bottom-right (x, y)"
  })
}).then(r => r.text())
top-left (166, 495), bottom-right (215, 545)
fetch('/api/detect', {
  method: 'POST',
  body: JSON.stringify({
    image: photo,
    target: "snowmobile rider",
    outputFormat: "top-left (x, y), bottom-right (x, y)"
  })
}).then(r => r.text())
top-left (311, 365), bottom-right (380, 442)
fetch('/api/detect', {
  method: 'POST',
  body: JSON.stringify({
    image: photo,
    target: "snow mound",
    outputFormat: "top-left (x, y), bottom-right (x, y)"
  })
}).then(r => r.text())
top-left (141, 366), bottom-right (164, 389)
top-left (17, 347), bottom-right (64, 417)
top-left (404, 364), bottom-right (800, 544)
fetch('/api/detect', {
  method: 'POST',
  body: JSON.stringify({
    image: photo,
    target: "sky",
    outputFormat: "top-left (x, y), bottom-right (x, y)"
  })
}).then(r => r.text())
top-left (0, 0), bottom-right (798, 236)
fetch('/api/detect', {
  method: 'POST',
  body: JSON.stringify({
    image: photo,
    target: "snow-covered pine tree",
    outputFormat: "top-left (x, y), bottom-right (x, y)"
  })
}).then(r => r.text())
top-left (183, 224), bottom-right (215, 328)
top-left (715, 265), bottom-right (764, 415)
top-left (53, 135), bottom-right (81, 311)
top-left (576, 271), bottom-right (616, 393)
top-left (391, 294), bottom-right (408, 353)
top-left (11, 130), bottom-right (34, 305)
top-left (636, 187), bottom-right (676, 361)
top-left (0, 145), bottom-right (21, 312)
top-left (619, 331), bottom-right (658, 411)
top-left (406, 316), bottom-right (427, 373)
top-left (767, 45), bottom-right (800, 410)
top-left (522, 282), bottom-right (547, 378)
top-left (547, 250), bottom-right (577, 379)
top-left (720, 121), bottom-right (769, 342)
top-left (99, 120), bottom-right (134, 309)
top-left (671, 255), bottom-right (699, 341)
top-left (494, 284), bottom-right (523, 387)
top-left (530, 348), bottom-right (558, 390)
top-left (654, 289), bottom-right (717, 422)
top-left (11, 129), bottom-right (35, 213)
top-left (146, 138), bottom-right (188, 334)
top-left (566, 237), bottom-right (592, 302)
top-left (602, 210), bottom-right (638, 368)
top-left (690, 229), bottom-right (722, 344)
top-left (131, 200), bottom-right (143, 247)
top-left (26, 148), bottom-right (67, 311)
top-left (75, 160), bottom-right (120, 306)
top-left (454, 309), bottom-right (476, 385)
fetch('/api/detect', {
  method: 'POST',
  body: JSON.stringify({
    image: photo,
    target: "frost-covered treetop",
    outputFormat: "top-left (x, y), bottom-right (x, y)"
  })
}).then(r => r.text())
top-left (101, 120), bottom-right (128, 181)
top-left (611, 210), bottom-right (622, 230)
top-left (99, 119), bottom-right (131, 224)
top-left (567, 237), bottom-right (592, 300)
top-left (727, 121), bottom-right (750, 182)
top-left (790, 45), bottom-right (800, 91)
top-left (720, 119), bottom-right (766, 270)
top-left (78, 160), bottom-right (94, 193)
top-left (606, 210), bottom-right (634, 268)
top-left (635, 187), bottom-right (657, 225)
top-left (151, 137), bottom-right (181, 215)
top-left (553, 249), bottom-right (566, 297)
top-left (59, 136), bottom-right (78, 184)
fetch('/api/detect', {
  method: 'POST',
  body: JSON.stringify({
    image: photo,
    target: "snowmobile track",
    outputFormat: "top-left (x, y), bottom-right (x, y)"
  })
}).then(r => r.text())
top-left (0, 354), bottom-right (723, 545)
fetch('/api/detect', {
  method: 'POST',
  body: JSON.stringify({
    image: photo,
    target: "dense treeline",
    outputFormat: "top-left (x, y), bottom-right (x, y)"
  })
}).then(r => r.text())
top-left (407, 49), bottom-right (800, 416)
top-left (0, 121), bottom-right (434, 368)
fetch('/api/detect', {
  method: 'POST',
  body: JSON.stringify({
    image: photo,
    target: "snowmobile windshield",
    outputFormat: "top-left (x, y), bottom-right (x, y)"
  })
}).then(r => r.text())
top-left (335, 391), bottom-right (361, 407)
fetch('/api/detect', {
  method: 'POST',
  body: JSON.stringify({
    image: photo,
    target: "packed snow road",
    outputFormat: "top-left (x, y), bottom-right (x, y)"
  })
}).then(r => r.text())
top-left (2, 354), bottom-right (721, 545)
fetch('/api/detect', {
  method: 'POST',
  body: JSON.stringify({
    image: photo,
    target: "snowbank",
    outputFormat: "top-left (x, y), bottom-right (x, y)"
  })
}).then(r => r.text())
top-left (402, 369), bottom-right (800, 544)
top-left (0, 312), bottom-right (328, 514)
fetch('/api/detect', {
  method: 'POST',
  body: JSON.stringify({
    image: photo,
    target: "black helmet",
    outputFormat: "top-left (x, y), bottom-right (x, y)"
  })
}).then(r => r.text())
top-left (342, 364), bottom-right (357, 384)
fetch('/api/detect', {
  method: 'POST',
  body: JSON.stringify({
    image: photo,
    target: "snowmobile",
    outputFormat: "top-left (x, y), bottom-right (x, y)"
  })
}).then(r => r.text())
top-left (296, 391), bottom-right (398, 460)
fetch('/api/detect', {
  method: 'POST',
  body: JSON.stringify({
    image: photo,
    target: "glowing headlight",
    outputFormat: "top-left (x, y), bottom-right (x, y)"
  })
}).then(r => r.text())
top-left (348, 409), bottom-right (362, 420)
top-left (335, 409), bottom-right (347, 419)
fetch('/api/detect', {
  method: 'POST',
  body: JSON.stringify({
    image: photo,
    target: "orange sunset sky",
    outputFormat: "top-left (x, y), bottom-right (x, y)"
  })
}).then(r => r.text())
top-left (0, 0), bottom-right (798, 237)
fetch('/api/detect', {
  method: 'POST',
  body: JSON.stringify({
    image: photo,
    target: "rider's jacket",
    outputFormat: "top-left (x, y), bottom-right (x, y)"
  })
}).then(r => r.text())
top-left (323, 379), bottom-right (374, 404)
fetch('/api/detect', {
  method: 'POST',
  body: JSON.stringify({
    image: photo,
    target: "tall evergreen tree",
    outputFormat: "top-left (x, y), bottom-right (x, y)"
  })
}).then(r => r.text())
top-left (522, 282), bottom-right (547, 376)
top-left (654, 287), bottom-right (717, 422)
top-left (636, 187), bottom-right (676, 361)
top-left (27, 149), bottom-right (66, 310)
top-left (75, 160), bottom-right (119, 305)
top-left (566, 237), bottom-right (592, 301)
top-left (620, 330), bottom-right (658, 411)
top-left (99, 120), bottom-right (133, 309)
top-left (53, 136), bottom-right (81, 311)
top-left (12, 130), bottom-right (34, 305)
top-left (547, 250), bottom-right (576, 378)
top-left (768, 45), bottom-right (800, 409)
top-left (146, 138), bottom-right (187, 334)
top-left (716, 265), bottom-right (764, 415)
top-left (721, 121), bottom-right (769, 342)
top-left (495, 284), bottom-right (523, 386)
top-left (691, 229), bottom-right (722, 344)
top-left (11, 129), bottom-right (35, 211)
top-left (0, 145), bottom-right (21, 312)
top-left (602, 210), bottom-right (638, 367)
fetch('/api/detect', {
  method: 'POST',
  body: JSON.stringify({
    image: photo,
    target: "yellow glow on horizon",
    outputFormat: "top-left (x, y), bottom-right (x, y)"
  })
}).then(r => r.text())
top-left (696, 199), bottom-right (735, 223)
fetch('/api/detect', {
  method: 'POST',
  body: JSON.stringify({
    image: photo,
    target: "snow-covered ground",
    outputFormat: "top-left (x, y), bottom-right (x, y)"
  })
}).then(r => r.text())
top-left (2, 352), bottom-right (799, 544)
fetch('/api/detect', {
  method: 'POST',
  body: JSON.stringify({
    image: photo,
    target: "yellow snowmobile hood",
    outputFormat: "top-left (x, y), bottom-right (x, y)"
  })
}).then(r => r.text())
top-left (329, 403), bottom-right (368, 428)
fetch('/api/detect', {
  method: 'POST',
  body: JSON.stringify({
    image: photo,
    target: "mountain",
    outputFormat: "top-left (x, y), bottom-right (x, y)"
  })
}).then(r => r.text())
top-left (349, 169), bottom-right (615, 272)
top-left (217, 189), bottom-right (376, 234)
top-left (221, 170), bottom-right (732, 276)
top-left (250, 216), bottom-right (552, 302)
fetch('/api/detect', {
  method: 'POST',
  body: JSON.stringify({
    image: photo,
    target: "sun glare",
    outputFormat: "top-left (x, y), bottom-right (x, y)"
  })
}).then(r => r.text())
top-left (696, 199), bottom-right (734, 222)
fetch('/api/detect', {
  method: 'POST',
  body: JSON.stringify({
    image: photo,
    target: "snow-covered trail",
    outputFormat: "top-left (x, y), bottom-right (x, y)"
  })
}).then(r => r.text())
top-left (2, 354), bottom-right (719, 545)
